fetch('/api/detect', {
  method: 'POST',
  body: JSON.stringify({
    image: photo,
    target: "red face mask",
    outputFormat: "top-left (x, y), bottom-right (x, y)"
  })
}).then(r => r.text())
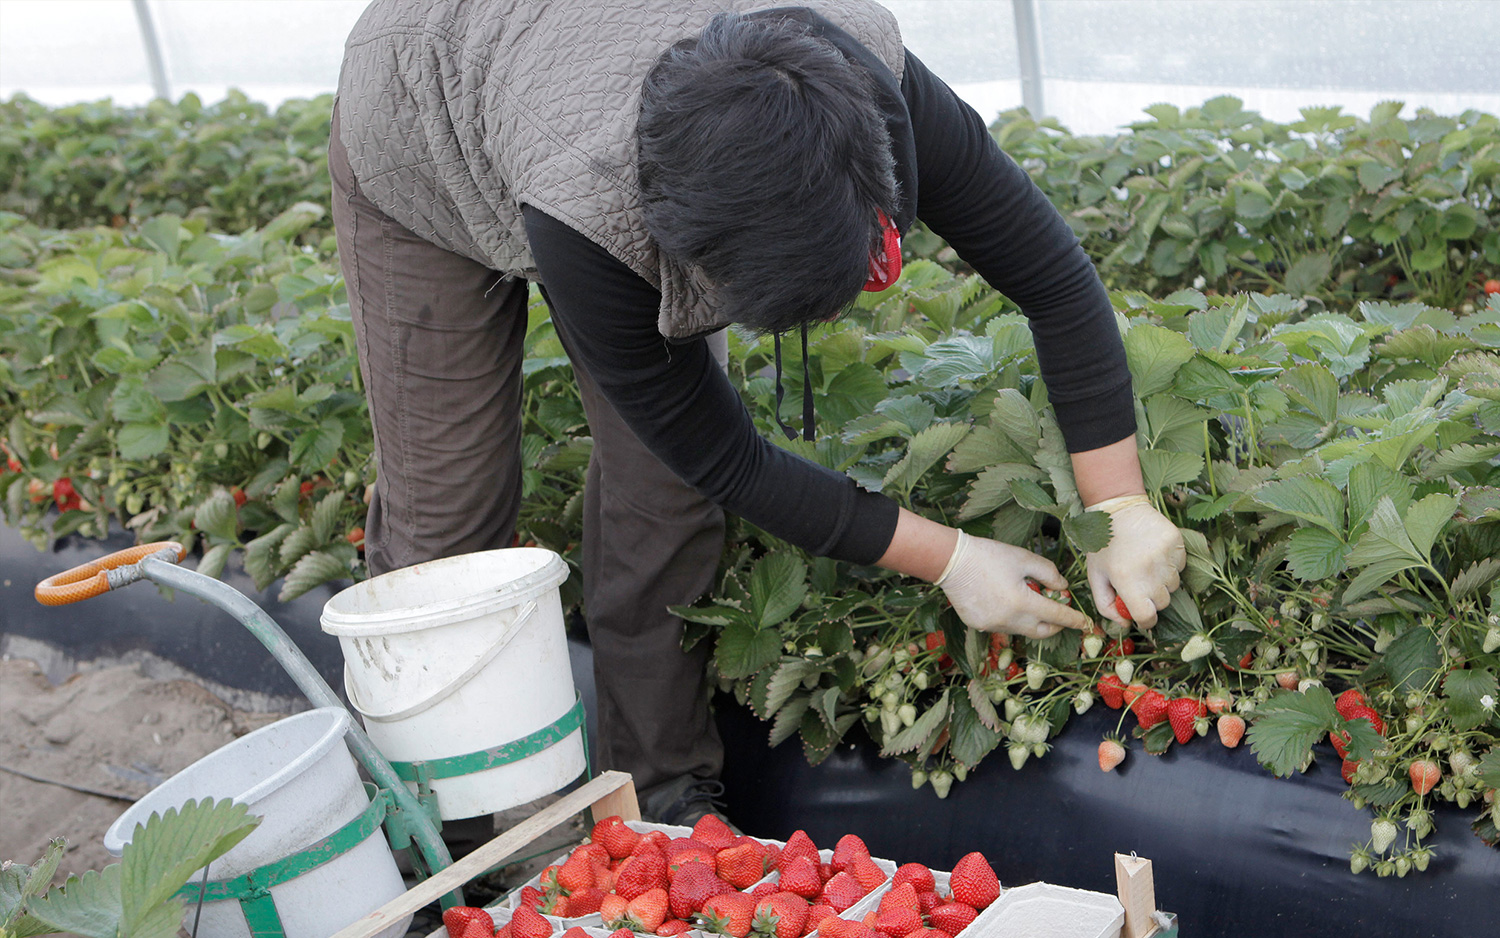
top-left (863, 210), bottom-right (902, 292)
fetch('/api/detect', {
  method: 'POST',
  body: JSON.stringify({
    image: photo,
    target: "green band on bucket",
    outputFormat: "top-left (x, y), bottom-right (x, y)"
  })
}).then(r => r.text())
top-left (389, 697), bottom-right (586, 783)
top-left (173, 782), bottom-right (389, 934)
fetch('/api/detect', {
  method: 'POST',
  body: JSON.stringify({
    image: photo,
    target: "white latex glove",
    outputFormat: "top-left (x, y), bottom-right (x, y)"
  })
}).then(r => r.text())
top-left (1085, 493), bottom-right (1187, 629)
top-left (936, 531), bottom-right (1093, 639)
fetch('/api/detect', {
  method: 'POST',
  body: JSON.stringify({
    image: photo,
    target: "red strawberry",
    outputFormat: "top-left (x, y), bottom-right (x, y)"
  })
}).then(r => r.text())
top-left (558, 853), bottom-right (596, 894)
top-left (594, 816), bottom-right (643, 860)
top-left (751, 882), bottom-right (782, 901)
top-left (874, 904), bottom-right (922, 937)
top-left (830, 834), bottom-right (871, 873)
top-left (889, 863), bottom-right (934, 894)
top-left (717, 842), bottom-right (772, 889)
top-left (459, 919), bottom-right (496, 938)
top-left (819, 862), bottom-right (836, 883)
top-left (915, 930), bottom-right (952, 938)
top-left (924, 631), bottom-right (954, 670)
top-left (753, 892), bottom-right (809, 938)
top-left (778, 831), bottom-right (820, 871)
top-left (540, 894), bottom-right (571, 917)
top-left (640, 831), bottom-right (672, 852)
top-left (443, 907), bottom-right (494, 938)
top-left (1334, 689), bottom-right (1368, 720)
top-left (657, 922), bottom-right (693, 937)
top-left (1409, 759), bottom-right (1441, 795)
top-left (617, 849), bottom-right (669, 900)
top-left (1166, 698), bottom-right (1205, 745)
top-left (1275, 671), bottom-right (1299, 691)
top-left (818, 872), bottom-right (867, 912)
top-left (1105, 638), bottom-right (1136, 657)
top-left (670, 861), bottom-right (734, 919)
top-left (928, 903), bottom-right (976, 936)
top-left (694, 815), bottom-right (739, 851)
top-left (1122, 683), bottom-right (1149, 708)
top-left (1005, 661), bottom-right (1023, 681)
top-left (1237, 650), bottom-right (1254, 670)
top-left (628, 889), bottom-right (671, 933)
top-left (668, 839), bottom-right (718, 876)
top-left (1340, 758), bottom-right (1359, 784)
top-left (916, 892), bottom-right (942, 918)
top-left (562, 928), bottom-right (593, 938)
top-left (948, 853), bottom-right (999, 910)
top-left (1097, 675), bottom-right (1126, 710)
top-left (1113, 596), bottom-right (1133, 621)
top-left (610, 930), bottom-right (635, 938)
top-left (1204, 691), bottom-right (1232, 715)
top-left (539, 866), bottom-right (561, 893)
top-left (816, 916), bottom-right (874, 938)
top-left (805, 905), bottom-right (836, 936)
top-left (569, 887), bottom-right (606, 917)
top-left (1132, 690), bottom-right (1169, 730)
top-left (520, 886), bottom-right (546, 910)
top-left (1346, 705), bottom-right (1386, 736)
top-left (874, 884), bottom-right (921, 937)
top-left (1217, 715), bottom-right (1245, 748)
top-left (496, 925), bottom-right (513, 938)
top-left (699, 893), bottom-right (758, 938)
top-left (1097, 738), bottom-right (1125, 772)
top-left (511, 906), bottom-right (554, 938)
top-left (778, 855), bottom-right (825, 899)
top-left (848, 855), bottom-right (886, 892)
top-left (601, 895), bottom-right (629, 927)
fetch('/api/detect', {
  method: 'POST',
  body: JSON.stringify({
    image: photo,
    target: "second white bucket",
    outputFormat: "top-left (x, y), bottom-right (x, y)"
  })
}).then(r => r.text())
top-left (321, 547), bottom-right (584, 819)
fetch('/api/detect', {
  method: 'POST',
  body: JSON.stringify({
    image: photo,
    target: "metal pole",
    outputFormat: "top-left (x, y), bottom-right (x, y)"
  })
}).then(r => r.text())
top-left (131, 0), bottom-right (172, 101)
top-left (1011, 0), bottom-right (1045, 118)
top-left (138, 556), bottom-right (463, 908)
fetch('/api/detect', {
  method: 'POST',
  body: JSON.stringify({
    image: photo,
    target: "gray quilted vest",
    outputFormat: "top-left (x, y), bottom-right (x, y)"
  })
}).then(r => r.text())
top-left (336, 0), bottom-right (904, 339)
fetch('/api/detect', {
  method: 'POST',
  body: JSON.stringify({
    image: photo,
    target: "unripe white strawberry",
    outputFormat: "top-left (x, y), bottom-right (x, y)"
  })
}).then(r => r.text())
top-left (930, 770), bottom-right (953, 799)
top-left (1181, 633), bottom-right (1214, 661)
top-left (898, 703), bottom-right (917, 727)
top-left (995, 648), bottom-right (1014, 672)
top-left (881, 710), bottom-right (902, 737)
top-left (912, 671), bottom-right (930, 690)
top-left (911, 768), bottom-right (927, 789)
top-left (1297, 678), bottom-right (1322, 693)
top-left (1073, 690), bottom-right (1094, 715)
top-left (1371, 818), bottom-right (1397, 853)
top-left (1008, 742), bottom-right (1030, 770)
top-left (1082, 634), bottom-right (1104, 658)
top-left (1115, 659), bottom-right (1135, 683)
top-left (1484, 627), bottom-right (1500, 654)
top-left (1450, 750), bottom-right (1477, 777)
top-left (1025, 661), bottom-right (1047, 690)
top-left (953, 764), bottom-right (968, 781)
top-left (1003, 698), bottom-right (1024, 721)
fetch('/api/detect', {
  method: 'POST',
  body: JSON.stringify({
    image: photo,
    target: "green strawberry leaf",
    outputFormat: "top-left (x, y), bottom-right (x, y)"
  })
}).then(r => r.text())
top-left (1062, 509), bottom-right (1112, 554)
top-left (1247, 686), bottom-right (1341, 777)
top-left (748, 552), bottom-right (807, 629)
top-left (948, 691), bottom-right (1003, 769)
top-left (119, 798), bottom-right (259, 933)
top-left (716, 625), bottom-right (782, 680)
top-left (1443, 668), bottom-right (1498, 731)
top-left (1378, 625), bottom-right (1443, 695)
top-left (277, 550), bottom-right (347, 602)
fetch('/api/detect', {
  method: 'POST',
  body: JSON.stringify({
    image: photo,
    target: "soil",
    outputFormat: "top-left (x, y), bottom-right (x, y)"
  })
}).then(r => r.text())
top-left (0, 657), bottom-right (284, 880)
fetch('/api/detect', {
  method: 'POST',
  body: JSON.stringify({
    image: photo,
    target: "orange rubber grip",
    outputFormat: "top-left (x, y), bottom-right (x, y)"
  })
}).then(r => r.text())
top-left (34, 541), bottom-right (186, 607)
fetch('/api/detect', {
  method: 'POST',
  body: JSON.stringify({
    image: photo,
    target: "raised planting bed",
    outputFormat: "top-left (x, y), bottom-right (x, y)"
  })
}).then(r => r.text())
top-left (713, 699), bottom-right (1500, 936)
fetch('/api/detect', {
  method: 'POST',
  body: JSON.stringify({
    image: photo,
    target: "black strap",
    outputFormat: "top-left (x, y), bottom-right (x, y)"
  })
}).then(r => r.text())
top-left (773, 327), bottom-right (816, 443)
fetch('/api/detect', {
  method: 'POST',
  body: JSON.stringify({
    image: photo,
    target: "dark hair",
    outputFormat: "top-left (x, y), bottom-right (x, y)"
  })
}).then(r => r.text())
top-left (637, 12), bottom-right (898, 333)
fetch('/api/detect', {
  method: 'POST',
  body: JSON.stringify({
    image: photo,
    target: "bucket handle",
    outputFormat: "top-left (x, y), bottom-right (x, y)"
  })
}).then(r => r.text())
top-left (344, 601), bottom-right (538, 723)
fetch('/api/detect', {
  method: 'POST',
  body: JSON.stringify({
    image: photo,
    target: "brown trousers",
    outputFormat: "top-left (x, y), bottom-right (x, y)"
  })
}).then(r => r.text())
top-left (328, 119), bottom-right (724, 800)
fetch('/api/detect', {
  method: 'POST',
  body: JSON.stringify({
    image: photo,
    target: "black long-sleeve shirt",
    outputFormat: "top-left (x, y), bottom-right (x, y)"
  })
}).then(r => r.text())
top-left (523, 48), bottom-right (1134, 566)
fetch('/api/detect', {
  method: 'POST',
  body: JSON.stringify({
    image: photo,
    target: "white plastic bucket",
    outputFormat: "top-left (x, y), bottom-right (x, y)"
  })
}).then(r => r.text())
top-left (321, 548), bottom-right (585, 819)
top-left (103, 708), bottom-right (410, 938)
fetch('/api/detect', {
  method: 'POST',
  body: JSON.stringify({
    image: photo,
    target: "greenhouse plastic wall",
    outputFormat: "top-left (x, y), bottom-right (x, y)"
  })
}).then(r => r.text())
top-left (3, 1), bottom-right (1498, 132)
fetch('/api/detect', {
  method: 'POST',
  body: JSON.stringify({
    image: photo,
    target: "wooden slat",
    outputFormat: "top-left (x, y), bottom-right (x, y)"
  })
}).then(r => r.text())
top-left (331, 771), bottom-right (635, 938)
top-left (1114, 853), bottom-right (1157, 938)
top-left (585, 775), bottom-right (640, 824)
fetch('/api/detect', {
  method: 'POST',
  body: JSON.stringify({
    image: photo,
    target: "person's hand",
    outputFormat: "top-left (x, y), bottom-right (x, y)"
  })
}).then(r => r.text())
top-left (1085, 493), bottom-right (1186, 629)
top-left (936, 531), bottom-right (1093, 639)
